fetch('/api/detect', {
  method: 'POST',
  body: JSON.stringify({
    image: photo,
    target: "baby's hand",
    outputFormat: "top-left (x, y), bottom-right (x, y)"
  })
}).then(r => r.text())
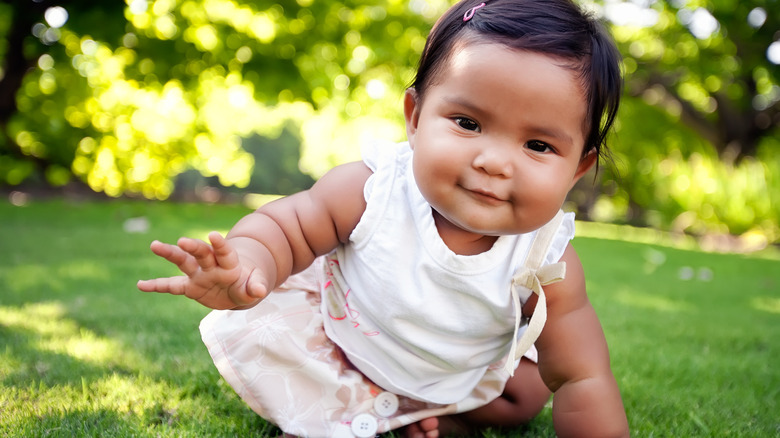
top-left (137, 231), bottom-right (269, 309)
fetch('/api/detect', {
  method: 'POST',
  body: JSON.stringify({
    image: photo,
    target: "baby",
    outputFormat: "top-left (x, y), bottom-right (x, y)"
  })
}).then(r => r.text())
top-left (138, 1), bottom-right (629, 437)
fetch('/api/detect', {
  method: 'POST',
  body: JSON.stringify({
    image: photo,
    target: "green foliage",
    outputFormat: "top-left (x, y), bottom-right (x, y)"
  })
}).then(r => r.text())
top-left (582, 0), bottom-right (780, 241)
top-left (1, 0), bottom-right (441, 198)
top-left (606, 0), bottom-right (779, 155)
top-left (1, 199), bottom-right (778, 436)
top-left (593, 96), bottom-right (779, 242)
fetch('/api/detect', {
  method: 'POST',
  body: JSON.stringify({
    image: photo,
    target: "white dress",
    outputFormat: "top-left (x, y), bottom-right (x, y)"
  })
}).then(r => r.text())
top-left (322, 141), bottom-right (574, 404)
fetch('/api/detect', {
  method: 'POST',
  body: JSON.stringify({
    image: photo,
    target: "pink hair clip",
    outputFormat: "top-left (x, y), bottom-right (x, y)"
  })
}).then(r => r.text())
top-left (463, 2), bottom-right (486, 22)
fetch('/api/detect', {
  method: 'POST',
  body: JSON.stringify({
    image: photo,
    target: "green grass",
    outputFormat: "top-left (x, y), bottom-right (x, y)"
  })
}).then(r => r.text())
top-left (1, 198), bottom-right (778, 437)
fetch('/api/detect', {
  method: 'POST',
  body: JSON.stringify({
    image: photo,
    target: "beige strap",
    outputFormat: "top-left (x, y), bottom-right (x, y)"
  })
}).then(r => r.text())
top-left (504, 210), bottom-right (567, 375)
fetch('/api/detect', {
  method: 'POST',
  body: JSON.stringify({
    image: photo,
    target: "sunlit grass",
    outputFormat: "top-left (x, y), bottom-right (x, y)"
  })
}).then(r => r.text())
top-left (751, 296), bottom-right (780, 314)
top-left (0, 198), bottom-right (276, 437)
top-left (1, 198), bottom-right (778, 437)
top-left (576, 219), bottom-right (780, 259)
top-left (573, 236), bottom-right (779, 437)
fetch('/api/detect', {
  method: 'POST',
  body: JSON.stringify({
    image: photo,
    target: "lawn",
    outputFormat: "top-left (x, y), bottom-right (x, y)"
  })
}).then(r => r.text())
top-left (0, 198), bottom-right (778, 437)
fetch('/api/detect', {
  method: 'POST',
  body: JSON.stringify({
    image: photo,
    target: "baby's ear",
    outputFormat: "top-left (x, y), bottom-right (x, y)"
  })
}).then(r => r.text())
top-left (404, 88), bottom-right (421, 148)
top-left (571, 149), bottom-right (598, 186)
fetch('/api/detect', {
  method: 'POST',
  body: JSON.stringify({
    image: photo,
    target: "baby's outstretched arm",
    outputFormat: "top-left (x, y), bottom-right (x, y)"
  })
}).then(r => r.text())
top-left (137, 161), bottom-right (372, 310)
top-left (535, 244), bottom-right (629, 437)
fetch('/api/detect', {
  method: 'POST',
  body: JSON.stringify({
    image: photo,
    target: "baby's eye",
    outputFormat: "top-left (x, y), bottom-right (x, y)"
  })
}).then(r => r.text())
top-left (454, 117), bottom-right (480, 132)
top-left (526, 140), bottom-right (554, 153)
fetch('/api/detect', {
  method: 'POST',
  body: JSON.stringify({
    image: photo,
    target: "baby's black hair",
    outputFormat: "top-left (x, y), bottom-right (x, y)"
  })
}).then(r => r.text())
top-left (411, 0), bottom-right (623, 159)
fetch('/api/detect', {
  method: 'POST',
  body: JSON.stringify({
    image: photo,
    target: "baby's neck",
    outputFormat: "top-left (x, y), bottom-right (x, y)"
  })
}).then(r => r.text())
top-left (432, 210), bottom-right (498, 256)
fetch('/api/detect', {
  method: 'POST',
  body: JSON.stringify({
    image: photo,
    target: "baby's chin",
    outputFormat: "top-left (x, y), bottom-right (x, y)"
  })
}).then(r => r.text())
top-left (434, 205), bottom-right (559, 237)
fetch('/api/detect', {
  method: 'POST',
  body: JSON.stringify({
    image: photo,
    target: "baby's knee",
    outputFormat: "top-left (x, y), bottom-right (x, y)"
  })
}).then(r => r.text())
top-left (461, 360), bottom-right (551, 427)
top-left (503, 359), bottom-right (552, 423)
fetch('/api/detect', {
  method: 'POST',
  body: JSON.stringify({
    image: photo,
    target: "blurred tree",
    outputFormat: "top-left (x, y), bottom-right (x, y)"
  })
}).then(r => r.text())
top-left (0, 0), bottom-right (443, 198)
top-left (604, 0), bottom-right (778, 162)
top-left (0, 0), bottom-right (124, 188)
top-left (588, 0), bottom-right (779, 241)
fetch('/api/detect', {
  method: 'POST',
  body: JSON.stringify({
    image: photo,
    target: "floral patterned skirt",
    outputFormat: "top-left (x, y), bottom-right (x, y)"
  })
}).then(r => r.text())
top-left (199, 260), bottom-right (523, 438)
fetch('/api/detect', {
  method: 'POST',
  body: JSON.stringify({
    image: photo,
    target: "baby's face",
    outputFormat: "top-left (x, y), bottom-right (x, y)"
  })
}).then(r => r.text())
top-left (405, 42), bottom-right (595, 236)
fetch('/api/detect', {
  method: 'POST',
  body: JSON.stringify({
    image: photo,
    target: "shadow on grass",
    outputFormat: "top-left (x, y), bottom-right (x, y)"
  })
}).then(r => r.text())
top-left (0, 299), bottom-right (277, 436)
top-left (0, 323), bottom-right (134, 387)
top-left (11, 409), bottom-right (139, 436)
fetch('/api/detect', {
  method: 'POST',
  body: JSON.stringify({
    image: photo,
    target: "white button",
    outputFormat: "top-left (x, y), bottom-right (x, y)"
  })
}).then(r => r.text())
top-left (331, 423), bottom-right (355, 438)
top-left (373, 391), bottom-right (399, 417)
top-left (350, 413), bottom-right (378, 437)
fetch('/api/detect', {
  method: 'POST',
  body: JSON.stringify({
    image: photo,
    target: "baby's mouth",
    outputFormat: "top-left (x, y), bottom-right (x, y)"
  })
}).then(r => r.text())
top-left (466, 187), bottom-right (505, 204)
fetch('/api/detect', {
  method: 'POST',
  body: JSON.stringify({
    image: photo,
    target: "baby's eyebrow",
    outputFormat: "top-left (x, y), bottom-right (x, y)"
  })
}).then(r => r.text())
top-left (442, 96), bottom-right (487, 115)
top-left (441, 96), bottom-right (495, 125)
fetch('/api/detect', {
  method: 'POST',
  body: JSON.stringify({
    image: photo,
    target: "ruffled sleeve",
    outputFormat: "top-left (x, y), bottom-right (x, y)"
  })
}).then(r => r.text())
top-left (350, 141), bottom-right (412, 247)
top-left (543, 211), bottom-right (576, 265)
top-left (359, 140), bottom-right (406, 201)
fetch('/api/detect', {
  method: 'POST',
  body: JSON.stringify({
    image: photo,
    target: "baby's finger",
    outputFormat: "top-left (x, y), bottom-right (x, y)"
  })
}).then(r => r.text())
top-left (208, 232), bottom-right (240, 270)
top-left (137, 276), bottom-right (189, 295)
top-left (149, 240), bottom-right (199, 276)
top-left (178, 237), bottom-right (218, 271)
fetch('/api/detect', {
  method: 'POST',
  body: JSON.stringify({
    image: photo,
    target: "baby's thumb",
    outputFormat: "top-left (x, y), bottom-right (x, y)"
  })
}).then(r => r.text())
top-left (245, 272), bottom-right (270, 300)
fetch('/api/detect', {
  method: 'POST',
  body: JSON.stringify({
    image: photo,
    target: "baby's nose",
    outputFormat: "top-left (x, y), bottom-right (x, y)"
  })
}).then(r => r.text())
top-left (472, 146), bottom-right (513, 177)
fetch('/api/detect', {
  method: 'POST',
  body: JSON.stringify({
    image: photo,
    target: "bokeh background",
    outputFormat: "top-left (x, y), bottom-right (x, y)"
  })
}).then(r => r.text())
top-left (1, 0), bottom-right (778, 248)
top-left (1, 2), bottom-right (779, 436)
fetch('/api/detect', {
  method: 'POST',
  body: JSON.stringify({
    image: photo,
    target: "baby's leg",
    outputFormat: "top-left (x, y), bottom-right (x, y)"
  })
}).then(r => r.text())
top-left (459, 358), bottom-right (551, 427)
top-left (404, 358), bottom-right (550, 437)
